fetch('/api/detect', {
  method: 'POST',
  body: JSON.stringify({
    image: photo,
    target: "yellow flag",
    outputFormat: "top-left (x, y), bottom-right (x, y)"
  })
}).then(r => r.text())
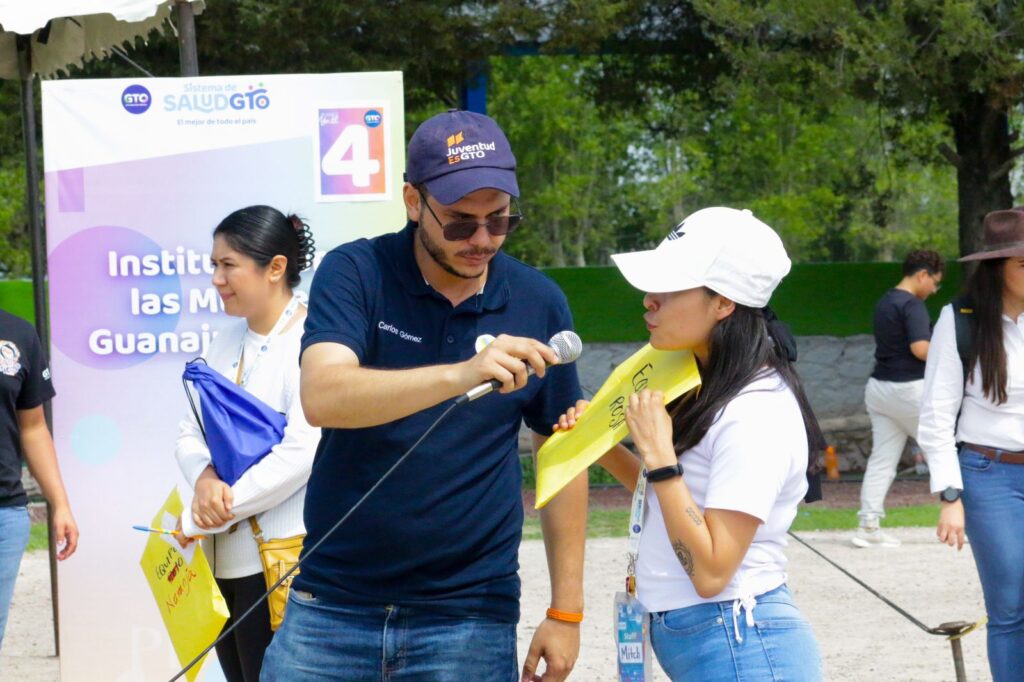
top-left (535, 345), bottom-right (701, 508)
top-left (139, 487), bottom-right (229, 681)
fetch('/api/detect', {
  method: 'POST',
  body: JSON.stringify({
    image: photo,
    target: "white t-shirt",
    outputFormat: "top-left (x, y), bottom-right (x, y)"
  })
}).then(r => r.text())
top-left (636, 371), bottom-right (809, 613)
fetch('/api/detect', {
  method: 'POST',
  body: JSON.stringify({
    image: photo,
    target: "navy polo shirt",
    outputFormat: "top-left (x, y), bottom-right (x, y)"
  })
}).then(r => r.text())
top-left (295, 222), bottom-right (583, 623)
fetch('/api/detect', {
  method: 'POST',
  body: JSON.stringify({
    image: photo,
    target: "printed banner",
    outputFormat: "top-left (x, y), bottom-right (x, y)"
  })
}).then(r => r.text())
top-left (42, 73), bottom-right (405, 681)
top-left (535, 345), bottom-right (701, 508)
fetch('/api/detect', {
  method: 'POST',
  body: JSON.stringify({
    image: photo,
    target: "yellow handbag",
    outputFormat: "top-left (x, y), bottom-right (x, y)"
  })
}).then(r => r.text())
top-left (248, 517), bottom-right (303, 631)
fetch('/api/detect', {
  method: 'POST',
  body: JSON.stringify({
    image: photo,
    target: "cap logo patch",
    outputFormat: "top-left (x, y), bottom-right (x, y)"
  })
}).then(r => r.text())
top-left (666, 223), bottom-right (686, 241)
top-left (446, 130), bottom-right (497, 166)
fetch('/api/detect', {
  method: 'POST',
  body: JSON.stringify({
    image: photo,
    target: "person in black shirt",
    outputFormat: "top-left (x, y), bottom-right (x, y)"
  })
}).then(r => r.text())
top-left (0, 310), bottom-right (78, 649)
top-left (853, 250), bottom-right (943, 548)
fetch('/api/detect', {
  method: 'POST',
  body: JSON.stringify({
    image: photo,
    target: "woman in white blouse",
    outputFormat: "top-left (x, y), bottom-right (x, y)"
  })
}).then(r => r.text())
top-left (175, 206), bottom-right (321, 682)
top-left (919, 208), bottom-right (1024, 682)
top-left (556, 208), bottom-right (823, 681)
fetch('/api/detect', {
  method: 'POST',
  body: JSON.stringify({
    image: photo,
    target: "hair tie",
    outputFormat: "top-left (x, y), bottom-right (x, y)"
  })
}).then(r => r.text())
top-left (763, 306), bottom-right (798, 363)
top-left (286, 214), bottom-right (315, 272)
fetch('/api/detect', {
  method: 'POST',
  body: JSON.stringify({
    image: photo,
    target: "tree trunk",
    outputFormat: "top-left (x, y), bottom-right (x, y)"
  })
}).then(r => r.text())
top-left (951, 92), bottom-right (1015, 258)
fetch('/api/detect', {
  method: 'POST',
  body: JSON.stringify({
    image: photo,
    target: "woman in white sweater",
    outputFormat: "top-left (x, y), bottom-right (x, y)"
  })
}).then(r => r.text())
top-left (175, 206), bottom-right (320, 682)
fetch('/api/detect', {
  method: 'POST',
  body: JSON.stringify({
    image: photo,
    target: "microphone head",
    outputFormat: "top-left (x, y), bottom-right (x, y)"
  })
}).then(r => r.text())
top-left (548, 331), bottom-right (583, 364)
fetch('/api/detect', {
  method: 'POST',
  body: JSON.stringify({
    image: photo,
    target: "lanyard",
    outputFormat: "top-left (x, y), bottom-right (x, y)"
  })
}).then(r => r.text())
top-left (232, 294), bottom-right (303, 387)
top-left (626, 468), bottom-right (648, 596)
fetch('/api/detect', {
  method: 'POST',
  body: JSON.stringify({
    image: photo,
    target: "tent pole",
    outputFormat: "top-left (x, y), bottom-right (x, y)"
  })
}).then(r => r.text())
top-left (174, 0), bottom-right (199, 76)
top-left (17, 34), bottom-right (60, 658)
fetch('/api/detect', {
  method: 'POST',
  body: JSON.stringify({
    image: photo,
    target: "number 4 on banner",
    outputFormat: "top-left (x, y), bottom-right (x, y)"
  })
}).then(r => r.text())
top-left (321, 124), bottom-right (380, 188)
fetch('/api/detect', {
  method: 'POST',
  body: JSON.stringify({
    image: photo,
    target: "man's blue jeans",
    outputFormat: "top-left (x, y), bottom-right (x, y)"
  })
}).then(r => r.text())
top-left (961, 445), bottom-right (1024, 682)
top-left (0, 505), bottom-right (30, 651)
top-left (260, 590), bottom-right (517, 681)
top-left (650, 584), bottom-right (821, 681)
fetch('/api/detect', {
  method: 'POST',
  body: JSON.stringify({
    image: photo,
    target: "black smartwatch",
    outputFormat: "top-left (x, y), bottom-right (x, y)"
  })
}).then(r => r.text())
top-left (647, 463), bottom-right (683, 482)
top-left (939, 487), bottom-right (962, 503)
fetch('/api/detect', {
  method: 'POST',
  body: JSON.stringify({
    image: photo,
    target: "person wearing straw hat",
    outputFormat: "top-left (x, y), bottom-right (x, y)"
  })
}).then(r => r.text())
top-left (919, 207), bottom-right (1024, 682)
top-left (555, 207), bottom-right (823, 681)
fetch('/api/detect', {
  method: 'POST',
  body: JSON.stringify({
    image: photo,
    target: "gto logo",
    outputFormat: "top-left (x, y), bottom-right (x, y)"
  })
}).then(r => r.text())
top-left (121, 84), bottom-right (152, 114)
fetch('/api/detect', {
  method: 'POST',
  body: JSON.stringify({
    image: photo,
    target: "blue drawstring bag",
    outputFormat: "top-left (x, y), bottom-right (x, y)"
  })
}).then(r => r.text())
top-left (182, 359), bottom-right (287, 486)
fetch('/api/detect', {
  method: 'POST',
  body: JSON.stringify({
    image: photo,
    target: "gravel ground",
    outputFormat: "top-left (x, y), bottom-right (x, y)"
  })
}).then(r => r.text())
top-left (519, 529), bottom-right (988, 682)
top-left (3, 527), bottom-right (988, 681)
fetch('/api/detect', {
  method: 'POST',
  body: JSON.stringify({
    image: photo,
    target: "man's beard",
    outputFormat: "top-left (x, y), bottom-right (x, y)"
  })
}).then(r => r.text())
top-left (418, 226), bottom-right (496, 280)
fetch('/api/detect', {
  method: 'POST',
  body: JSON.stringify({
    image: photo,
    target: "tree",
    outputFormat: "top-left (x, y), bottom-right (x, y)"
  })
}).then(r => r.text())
top-left (689, 0), bottom-right (1024, 256)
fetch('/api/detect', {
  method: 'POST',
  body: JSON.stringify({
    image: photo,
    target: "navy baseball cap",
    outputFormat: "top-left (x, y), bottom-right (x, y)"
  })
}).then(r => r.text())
top-left (405, 109), bottom-right (519, 205)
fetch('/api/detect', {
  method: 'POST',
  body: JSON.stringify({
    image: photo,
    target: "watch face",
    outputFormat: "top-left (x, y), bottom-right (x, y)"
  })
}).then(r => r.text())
top-left (942, 488), bottom-right (960, 502)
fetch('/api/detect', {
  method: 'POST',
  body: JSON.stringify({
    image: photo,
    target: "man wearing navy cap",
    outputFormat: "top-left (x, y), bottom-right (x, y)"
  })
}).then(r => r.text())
top-left (261, 110), bottom-right (587, 681)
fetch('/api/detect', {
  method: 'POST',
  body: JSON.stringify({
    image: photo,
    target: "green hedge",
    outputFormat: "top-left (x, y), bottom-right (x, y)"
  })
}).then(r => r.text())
top-left (545, 261), bottom-right (963, 340)
top-left (0, 280), bottom-right (35, 324)
top-left (0, 262), bottom-right (964, 339)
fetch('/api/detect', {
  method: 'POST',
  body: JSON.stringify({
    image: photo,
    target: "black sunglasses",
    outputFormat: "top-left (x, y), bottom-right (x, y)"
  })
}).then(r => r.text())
top-left (418, 189), bottom-right (523, 242)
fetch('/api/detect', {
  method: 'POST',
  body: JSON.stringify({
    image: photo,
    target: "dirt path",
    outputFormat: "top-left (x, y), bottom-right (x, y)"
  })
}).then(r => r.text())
top-left (519, 528), bottom-right (988, 681)
top-left (3, 526), bottom-right (988, 681)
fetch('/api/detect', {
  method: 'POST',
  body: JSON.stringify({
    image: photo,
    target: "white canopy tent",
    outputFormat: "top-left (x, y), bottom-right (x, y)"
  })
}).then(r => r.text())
top-left (0, 0), bottom-right (205, 654)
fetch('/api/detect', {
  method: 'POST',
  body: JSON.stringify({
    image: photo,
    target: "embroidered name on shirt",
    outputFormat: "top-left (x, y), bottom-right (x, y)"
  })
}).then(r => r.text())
top-left (378, 321), bottom-right (423, 343)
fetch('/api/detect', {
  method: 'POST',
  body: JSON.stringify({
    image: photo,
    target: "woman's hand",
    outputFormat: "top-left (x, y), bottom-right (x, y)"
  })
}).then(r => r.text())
top-left (937, 499), bottom-right (965, 550)
top-left (626, 390), bottom-right (677, 470)
top-left (553, 400), bottom-right (590, 432)
top-left (175, 514), bottom-right (196, 549)
top-left (192, 465), bottom-right (234, 530)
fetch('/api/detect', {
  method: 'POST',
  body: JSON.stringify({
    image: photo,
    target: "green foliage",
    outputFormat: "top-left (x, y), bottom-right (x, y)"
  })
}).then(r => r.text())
top-left (0, 3), bottom-right (976, 274)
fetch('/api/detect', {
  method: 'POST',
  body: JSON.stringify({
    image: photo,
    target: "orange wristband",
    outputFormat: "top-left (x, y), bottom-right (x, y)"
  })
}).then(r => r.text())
top-left (546, 607), bottom-right (584, 623)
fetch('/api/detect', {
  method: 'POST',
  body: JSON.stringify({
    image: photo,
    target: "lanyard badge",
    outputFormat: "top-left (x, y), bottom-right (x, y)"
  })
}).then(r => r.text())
top-left (616, 469), bottom-right (652, 681)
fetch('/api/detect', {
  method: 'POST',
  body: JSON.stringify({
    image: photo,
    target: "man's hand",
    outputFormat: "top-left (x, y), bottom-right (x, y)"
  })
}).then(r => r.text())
top-left (457, 334), bottom-right (557, 395)
top-left (51, 504), bottom-right (79, 560)
top-left (192, 466), bottom-right (234, 529)
top-left (553, 400), bottom-right (589, 432)
top-left (937, 499), bottom-right (965, 550)
top-left (520, 618), bottom-right (579, 682)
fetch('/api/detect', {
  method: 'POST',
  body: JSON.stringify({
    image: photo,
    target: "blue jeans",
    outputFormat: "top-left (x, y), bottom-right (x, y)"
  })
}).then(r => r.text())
top-left (260, 590), bottom-right (517, 681)
top-left (0, 505), bottom-right (30, 651)
top-left (650, 584), bottom-right (821, 682)
top-left (960, 445), bottom-right (1024, 682)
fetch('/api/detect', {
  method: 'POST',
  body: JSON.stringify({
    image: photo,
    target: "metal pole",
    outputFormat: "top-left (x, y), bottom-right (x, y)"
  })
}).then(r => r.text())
top-left (16, 33), bottom-right (60, 658)
top-left (174, 0), bottom-right (200, 76)
top-left (950, 638), bottom-right (967, 682)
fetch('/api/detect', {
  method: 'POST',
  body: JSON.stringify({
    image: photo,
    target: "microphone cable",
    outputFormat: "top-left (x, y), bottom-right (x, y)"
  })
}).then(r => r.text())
top-left (169, 398), bottom-right (462, 681)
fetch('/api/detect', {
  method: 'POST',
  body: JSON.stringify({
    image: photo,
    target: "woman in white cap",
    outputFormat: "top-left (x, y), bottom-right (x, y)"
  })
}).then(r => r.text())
top-left (918, 208), bottom-right (1024, 682)
top-left (556, 207), bottom-right (823, 680)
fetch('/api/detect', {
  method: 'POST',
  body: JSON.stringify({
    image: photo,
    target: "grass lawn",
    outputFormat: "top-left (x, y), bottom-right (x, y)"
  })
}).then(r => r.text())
top-left (28, 522), bottom-right (50, 551)
top-left (522, 504), bottom-right (940, 541)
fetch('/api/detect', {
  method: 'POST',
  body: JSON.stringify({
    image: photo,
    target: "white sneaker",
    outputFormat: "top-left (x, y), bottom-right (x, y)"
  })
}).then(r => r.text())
top-left (851, 526), bottom-right (901, 548)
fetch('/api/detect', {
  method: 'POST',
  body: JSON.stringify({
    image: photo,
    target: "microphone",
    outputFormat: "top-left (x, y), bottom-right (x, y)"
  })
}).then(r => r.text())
top-left (459, 331), bottom-right (583, 404)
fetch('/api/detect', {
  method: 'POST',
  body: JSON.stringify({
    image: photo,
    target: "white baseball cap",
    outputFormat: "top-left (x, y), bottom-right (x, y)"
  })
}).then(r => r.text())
top-left (611, 207), bottom-right (791, 308)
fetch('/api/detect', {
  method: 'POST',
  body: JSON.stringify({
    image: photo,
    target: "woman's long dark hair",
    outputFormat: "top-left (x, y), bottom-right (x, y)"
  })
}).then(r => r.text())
top-left (214, 205), bottom-right (316, 288)
top-left (966, 258), bottom-right (1009, 404)
top-left (668, 289), bottom-right (826, 465)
